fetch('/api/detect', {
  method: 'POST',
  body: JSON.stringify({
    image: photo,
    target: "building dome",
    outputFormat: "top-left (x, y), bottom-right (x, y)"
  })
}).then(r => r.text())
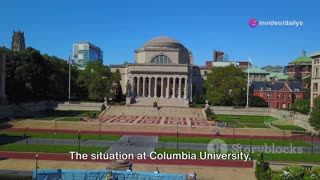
top-left (143, 36), bottom-right (186, 49)
top-left (289, 50), bottom-right (312, 64)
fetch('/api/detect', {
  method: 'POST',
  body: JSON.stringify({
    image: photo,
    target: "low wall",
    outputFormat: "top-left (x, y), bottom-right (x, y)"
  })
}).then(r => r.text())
top-left (56, 102), bottom-right (102, 111)
top-left (0, 101), bottom-right (102, 119)
top-left (210, 106), bottom-right (270, 116)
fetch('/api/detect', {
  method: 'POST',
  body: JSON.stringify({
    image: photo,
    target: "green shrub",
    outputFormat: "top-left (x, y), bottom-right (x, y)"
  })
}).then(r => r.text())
top-left (101, 103), bottom-right (106, 112)
top-left (279, 165), bottom-right (304, 180)
top-left (311, 166), bottom-right (320, 179)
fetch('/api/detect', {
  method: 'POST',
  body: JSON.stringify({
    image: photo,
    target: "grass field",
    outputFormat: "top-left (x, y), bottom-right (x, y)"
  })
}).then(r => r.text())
top-left (273, 125), bottom-right (306, 131)
top-left (31, 110), bottom-right (101, 121)
top-left (215, 114), bottom-right (277, 128)
top-left (215, 114), bottom-right (275, 123)
top-left (0, 132), bottom-right (121, 141)
top-left (158, 136), bottom-right (310, 147)
top-left (0, 144), bottom-right (107, 153)
top-left (155, 148), bottom-right (320, 162)
top-left (244, 124), bottom-right (269, 128)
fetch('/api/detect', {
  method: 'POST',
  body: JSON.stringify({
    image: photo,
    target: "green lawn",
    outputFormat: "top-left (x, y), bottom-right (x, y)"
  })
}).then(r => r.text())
top-left (273, 125), bottom-right (306, 131)
top-left (244, 124), bottom-right (269, 128)
top-left (215, 114), bottom-right (277, 124)
top-left (155, 148), bottom-right (320, 162)
top-left (158, 136), bottom-right (310, 147)
top-left (0, 144), bottom-right (107, 153)
top-left (0, 132), bottom-right (121, 141)
top-left (31, 110), bottom-right (101, 121)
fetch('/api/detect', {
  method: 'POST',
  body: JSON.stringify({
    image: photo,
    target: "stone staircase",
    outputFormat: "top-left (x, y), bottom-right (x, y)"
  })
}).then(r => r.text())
top-left (104, 106), bottom-right (205, 119)
top-left (132, 97), bottom-right (189, 107)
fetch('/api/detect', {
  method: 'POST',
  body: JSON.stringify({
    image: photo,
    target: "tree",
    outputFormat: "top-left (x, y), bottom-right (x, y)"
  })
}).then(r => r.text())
top-left (112, 69), bottom-right (123, 101)
top-left (292, 98), bottom-right (310, 114)
top-left (77, 61), bottom-right (113, 101)
top-left (249, 96), bottom-right (268, 107)
top-left (309, 96), bottom-right (320, 130)
top-left (204, 65), bottom-right (246, 106)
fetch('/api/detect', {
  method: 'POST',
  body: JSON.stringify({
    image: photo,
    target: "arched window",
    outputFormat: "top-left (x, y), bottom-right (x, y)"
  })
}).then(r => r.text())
top-left (151, 55), bottom-right (172, 64)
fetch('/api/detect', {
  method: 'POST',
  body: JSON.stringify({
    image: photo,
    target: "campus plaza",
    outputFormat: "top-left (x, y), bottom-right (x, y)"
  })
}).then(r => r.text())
top-left (69, 151), bottom-right (251, 162)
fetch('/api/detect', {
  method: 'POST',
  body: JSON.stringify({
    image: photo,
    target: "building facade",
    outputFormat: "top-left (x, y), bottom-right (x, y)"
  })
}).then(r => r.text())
top-left (310, 51), bottom-right (320, 108)
top-left (73, 42), bottom-right (103, 69)
top-left (243, 67), bottom-right (270, 82)
top-left (285, 50), bottom-right (312, 81)
top-left (252, 81), bottom-right (304, 109)
top-left (11, 30), bottom-right (26, 52)
top-left (110, 36), bottom-right (206, 104)
top-left (0, 48), bottom-right (6, 103)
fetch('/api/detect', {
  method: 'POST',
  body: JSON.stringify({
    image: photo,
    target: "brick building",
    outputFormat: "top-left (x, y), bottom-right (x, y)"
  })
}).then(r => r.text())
top-left (251, 81), bottom-right (304, 109)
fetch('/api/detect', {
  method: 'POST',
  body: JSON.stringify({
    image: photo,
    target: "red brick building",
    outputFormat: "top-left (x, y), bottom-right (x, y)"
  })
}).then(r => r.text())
top-left (251, 81), bottom-right (304, 109)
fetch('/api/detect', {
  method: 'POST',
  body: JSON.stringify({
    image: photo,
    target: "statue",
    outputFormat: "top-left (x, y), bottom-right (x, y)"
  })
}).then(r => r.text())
top-left (126, 80), bottom-right (131, 97)
top-left (126, 80), bottom-right (132, 106)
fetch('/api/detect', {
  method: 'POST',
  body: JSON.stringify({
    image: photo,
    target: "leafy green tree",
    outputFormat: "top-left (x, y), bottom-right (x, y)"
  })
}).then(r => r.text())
top-left (249, 96), bottom-right (267, 107)
top-left (204, 65), bottom-right (246, 106)
top-left (292, 98), bottom-right (310, 114)
top-left (77, 61), bottom-right (113, 101)
top-left (309, 96), bottom-right (320, 130)
top-left (112, 69), bottom-right (123, 101)
top-left (6, 48), bottom-right (51, 102)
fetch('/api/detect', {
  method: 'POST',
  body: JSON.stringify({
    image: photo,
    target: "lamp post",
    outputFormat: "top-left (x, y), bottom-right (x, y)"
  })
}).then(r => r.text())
top-left (176, 122), bottom-right (179, 150)
top-left (99, 121), bottom-right (102, 140)
top-left (35, 153), bottom-right (39, 180)
top-left (233, 126), bottom-right (235, 143)
top-left (54, 120), bottom-right (57, 135)
top-left (257, 161), bottom-right (260, 178)
top-left (250, 136), bottom-right (253, 153)
top-left (77, 130), bottom-right (81, 152)
top-left (311, 134), bottom-right (314, 154)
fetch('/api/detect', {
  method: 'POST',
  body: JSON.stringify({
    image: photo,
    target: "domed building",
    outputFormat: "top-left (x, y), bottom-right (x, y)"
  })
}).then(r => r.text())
top-left (285, 50), bottom-right (312, 81)
top-left (110, 36), bottom-right (208, 106)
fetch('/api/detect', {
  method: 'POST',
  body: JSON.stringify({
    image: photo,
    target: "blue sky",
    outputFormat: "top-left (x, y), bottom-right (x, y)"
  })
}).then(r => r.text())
top-left (1, 0), bottom-right (319, 68)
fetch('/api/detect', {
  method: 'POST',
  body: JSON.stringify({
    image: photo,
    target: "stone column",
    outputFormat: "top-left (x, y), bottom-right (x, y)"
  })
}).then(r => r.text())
top-left (184, 77), bottom-right (187, 99)
top-left (166, 77), bottom-right (170, 98)
top-left (148, 77), bottom-right (151, 97)
top-left (130, 77), bottom-right (133, 93)
top-left (172, 78), bottom-right (176, 98)
top-left (137, 77), bottom-right (140, 97)
top-left (178, 77), bottom-right (182, 98)
top-left (160, 77), bottom-right (164, 98)
top-left (154, 77), bottom-right (157, 98)
top-left (142, 77), bottom-right (146, 97)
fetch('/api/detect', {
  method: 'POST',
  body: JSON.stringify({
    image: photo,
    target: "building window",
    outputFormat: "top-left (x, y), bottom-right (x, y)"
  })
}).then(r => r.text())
top-left (277, 94), bottom-right (280, 99)
top-left (288, 95), bottom-right (291, 99)
top-left (151, 55), bottom-right (172, 64)
top-left (288, 103), bottom-right (291, 109)
top-left (268, 102), bottom-right (271, 107)
top-left (282, 103), bottom-right (286, 109)
top-left (295, 95), bottom-right (300, 99)
top-left (315, 59), bottom-right (319, 64)
top-left (277, 103), bottom-right (280, 108)
top-left (267, 94), bottom-right (271, 99)
top-left (204, 71), bottom-right (207, 75)
top-left (282, 87), bottom-right (286, 91)
top-left (282, 95), bottom-right (286, 100)
top-left (314, 83), bottom-right (318, 92)
top-left (315, 67), bottom-right (319, 77)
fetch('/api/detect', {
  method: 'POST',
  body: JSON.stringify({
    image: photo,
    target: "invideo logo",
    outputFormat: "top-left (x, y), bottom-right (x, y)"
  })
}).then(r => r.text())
top-left (249, 18), bottom-right (258, 28)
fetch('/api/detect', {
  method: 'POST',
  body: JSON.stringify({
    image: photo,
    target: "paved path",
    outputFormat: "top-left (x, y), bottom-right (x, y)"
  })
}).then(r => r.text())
top-left (2, 127), bottom-right (320, 142)
top-left (1, 136), bottom-right (320, 154)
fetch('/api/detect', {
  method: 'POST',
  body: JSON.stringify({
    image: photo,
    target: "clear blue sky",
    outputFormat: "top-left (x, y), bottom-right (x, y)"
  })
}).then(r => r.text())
top-left (1, 0), bottom-right (319, 68)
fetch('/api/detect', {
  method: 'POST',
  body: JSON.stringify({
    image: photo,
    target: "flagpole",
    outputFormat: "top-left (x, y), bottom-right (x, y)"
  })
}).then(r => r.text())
top-left (68, 57), bottom-right (71, 101)
top-left (246, 56), bottom-right (251, 108)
